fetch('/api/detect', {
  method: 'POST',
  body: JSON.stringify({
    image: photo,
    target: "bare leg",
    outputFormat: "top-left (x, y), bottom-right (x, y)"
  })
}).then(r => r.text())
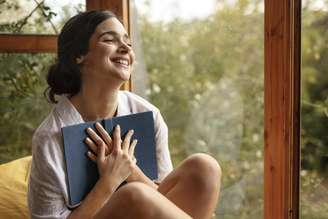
top-left (94, 182), bottom-right (192, 219)
top-left (94, 153), bottom-right (221, 219)
top-left (158, 153), bottom-right (222, 219)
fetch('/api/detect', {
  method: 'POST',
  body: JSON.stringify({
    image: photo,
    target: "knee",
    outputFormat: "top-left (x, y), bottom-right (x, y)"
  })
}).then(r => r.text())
top-left (118, 182), bottom-right (150, 204)
top-left (116, 182), bottom-right (153, 215)
top-left (183, 153), bottom-right (222, 188)
top-left (185, 153), bottom-right (222, 177)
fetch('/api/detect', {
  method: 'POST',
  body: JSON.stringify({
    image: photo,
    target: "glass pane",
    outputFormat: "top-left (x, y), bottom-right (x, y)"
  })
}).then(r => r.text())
top-left (0, 0), bottom-right (85, 34)
top-left (301, 0), bottom-right (328, 218)
top-left (0, 53), bottom-right (54, 163)
top-left (131, 0), bottom-right (264, 218)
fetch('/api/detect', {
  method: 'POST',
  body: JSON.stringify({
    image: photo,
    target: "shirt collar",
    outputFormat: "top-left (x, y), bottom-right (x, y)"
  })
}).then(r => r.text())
top-left (54, 95), bottom-right (84, 126)
top-left (55, 92), bottom-right (132, 125)
top-left (117, 91), bottom-right (132, 116)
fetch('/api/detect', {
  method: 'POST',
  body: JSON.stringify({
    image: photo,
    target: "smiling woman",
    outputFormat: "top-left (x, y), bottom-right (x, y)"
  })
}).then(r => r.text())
top-left (27, 10), bottom-right (221, 219)
top-left (74, 18), bottom-right (135, 86)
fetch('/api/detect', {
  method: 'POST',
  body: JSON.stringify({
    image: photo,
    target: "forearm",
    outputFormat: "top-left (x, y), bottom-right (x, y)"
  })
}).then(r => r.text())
top-left (126, 166), bottom-right (158, 189)
top-left (68, 178), bottom-right (116, 219)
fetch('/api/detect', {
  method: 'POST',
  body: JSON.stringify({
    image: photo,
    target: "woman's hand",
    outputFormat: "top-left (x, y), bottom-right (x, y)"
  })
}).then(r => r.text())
top-left (85, 123), bottom-right (138, 189)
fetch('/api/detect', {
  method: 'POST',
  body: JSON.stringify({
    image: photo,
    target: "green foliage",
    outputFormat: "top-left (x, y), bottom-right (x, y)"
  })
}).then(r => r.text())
top-left (138, 2), bottom-right (264, 217)
top-left (137, 0), bottom-right (328, 218)
top-left (301, 8), bottom-right (328, 176)
top-left (299, 4), bottom-right (328, 218)
top-left (0, 53), bottom-right (53, 163)
top-left (300, 170), bottom-right (328, 219)
top-left (0, 0), bottom-right (56, 33)
top-left (0, 0), bottom-right (71, 162)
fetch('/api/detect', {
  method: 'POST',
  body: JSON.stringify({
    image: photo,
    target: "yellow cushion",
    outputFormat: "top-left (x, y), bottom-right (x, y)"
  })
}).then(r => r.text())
top-left (0, 156), bottom-right (31, 219)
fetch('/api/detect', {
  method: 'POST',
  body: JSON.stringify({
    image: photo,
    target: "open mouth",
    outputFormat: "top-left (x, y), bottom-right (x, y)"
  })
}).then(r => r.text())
top-left (111, 57), bottom-right (129, 68)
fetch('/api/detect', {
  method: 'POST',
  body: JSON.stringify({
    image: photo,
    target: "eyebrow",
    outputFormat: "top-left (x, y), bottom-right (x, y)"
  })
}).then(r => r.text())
top-left (98, 30), bottom-right (130, 40)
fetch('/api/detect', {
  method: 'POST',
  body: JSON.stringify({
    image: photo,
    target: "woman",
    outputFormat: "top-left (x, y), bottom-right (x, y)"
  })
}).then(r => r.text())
top-left (28, 10), bottom-right (221, 219)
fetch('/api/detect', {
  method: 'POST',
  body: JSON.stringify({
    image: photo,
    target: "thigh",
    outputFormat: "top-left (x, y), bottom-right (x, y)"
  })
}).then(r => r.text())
top-left (94, 182), bottom-right (191, 219)
top-left (157, 154), bottom-right (221, 219)
top-left (157, 154), bottom-right (197, 195)
top-left (158, 153), bottom-right (221, 195)
top-left (157, 164), bottom-right (182, 195)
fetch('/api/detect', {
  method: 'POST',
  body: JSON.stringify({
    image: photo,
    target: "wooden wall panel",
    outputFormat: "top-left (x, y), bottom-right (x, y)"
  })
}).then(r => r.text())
top-left (0, 34), bottom-right (56, 53)
top-left (264, 0), bottom-right (301, 218)
top-left (87, 0), bottom-right (124, 18)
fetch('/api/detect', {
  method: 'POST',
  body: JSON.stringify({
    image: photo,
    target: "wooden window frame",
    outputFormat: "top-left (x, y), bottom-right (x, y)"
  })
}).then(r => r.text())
top-left (264, 1), bottom-right (301, 218)
top-left (0, 0), bottom-right (301, 218)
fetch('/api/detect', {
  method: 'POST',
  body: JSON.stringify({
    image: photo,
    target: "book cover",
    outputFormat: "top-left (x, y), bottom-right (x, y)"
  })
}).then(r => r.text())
top-left (62, 111), bottom-right (158, 207)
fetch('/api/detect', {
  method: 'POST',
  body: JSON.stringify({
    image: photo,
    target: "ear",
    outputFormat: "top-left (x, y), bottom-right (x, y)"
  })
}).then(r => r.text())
top-left (76, 56), bottom-right (85, 64)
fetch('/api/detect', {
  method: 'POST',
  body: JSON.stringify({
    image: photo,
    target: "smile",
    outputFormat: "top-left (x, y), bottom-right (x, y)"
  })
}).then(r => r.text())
top-left (111, 57), bottom-right (129, 67)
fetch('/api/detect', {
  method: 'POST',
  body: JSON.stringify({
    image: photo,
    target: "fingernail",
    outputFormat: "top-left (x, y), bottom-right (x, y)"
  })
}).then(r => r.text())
top-left (130, 129), bottom-right (134, 134)
top-left (96, 122), bottom-right (101, 127)
top-left (116, 125), bottom-right (120, 130)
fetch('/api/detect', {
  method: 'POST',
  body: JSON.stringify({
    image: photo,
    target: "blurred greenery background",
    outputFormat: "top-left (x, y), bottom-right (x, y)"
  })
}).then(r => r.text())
top-left (0, 0), bottom-right (327, 218)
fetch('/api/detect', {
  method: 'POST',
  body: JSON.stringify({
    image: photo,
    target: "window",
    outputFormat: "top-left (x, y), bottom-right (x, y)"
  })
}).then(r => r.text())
top-left (0, 0), bottom-right (302, 218)
top-left (0, 0), bottom-right (85, 34)
top-left (301, 1), bottom-right (328, 217)
top-left (131, 0), bottom-right (264, 217)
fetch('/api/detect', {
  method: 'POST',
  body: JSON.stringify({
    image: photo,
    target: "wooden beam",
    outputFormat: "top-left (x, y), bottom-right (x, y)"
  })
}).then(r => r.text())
top-left (264, 0), bottom-right (301, 219)
top-left (86, 0), bottom-right (129, 32)
top-left (0, 34), bottom-right (57, 53)
top-left (87, 0), bottom-right (131, 91)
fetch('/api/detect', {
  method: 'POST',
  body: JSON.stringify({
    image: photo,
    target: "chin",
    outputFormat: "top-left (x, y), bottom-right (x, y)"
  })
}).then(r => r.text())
top-left (116, 69), bottom-right (131, 81)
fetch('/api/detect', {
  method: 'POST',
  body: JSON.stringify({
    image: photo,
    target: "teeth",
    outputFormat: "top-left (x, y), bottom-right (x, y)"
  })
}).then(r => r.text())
top-left (115, 59), bottom-right (129, 66)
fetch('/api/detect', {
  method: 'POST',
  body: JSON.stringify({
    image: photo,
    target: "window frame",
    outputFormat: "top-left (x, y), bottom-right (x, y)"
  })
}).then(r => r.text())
top-left (264, 1), bottom-right (301, 218)
top-left (0, 0), bottom-right (301, 218)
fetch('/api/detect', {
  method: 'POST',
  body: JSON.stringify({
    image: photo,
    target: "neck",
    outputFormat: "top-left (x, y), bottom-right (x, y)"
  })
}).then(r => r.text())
top-left (70, 78), bottom-right (124, 121)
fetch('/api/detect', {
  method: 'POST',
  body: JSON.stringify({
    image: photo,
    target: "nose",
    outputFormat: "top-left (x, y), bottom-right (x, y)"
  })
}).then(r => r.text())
top-left (117, 40), bottom-right (132, 53)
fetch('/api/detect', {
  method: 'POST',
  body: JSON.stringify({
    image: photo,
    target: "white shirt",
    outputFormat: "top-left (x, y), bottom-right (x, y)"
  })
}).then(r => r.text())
top-left (28, 91), bottom-right (173, 219)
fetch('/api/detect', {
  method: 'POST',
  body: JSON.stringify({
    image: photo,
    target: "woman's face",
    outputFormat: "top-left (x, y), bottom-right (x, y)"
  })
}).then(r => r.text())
top-left (79, 17), bottom-right (135, 82)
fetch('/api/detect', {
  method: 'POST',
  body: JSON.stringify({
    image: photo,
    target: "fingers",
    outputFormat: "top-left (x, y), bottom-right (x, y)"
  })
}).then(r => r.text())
top-left (87, 151), bottom-right (97, 162)
top-left (98, 139), bottom-right (106, 163)
top-left (122, 130), bottom-right (134, 154)
top-left (86, 124), bottom-right (136, 162)
top-left (95, 122), bottom-right (112, 151)
top-left (86, 128), bottom-right (106, 163)
top-left (128, 139), bottom-right (138, 158)
top-left (112, 125), bottom-right (121, 154)
top-left (85, 137), bottom-right (97, 154)
top-left (86, 127), bottom-right (109, 155)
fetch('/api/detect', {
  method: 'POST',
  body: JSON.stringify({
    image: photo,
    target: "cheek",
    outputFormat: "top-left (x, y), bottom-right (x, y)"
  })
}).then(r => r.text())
top-left (92, 50), bottom-right (112, 66)
top-left (97, 47), bottom-right (112, 58)
top-left (91, 44), bottom-right (114, 57)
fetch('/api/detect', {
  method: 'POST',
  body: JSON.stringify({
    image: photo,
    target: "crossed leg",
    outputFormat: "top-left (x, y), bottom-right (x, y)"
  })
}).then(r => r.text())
top-left (158, 153), bottom-right (221, 219)
top-left (95, 153), bottom-right (222, 219)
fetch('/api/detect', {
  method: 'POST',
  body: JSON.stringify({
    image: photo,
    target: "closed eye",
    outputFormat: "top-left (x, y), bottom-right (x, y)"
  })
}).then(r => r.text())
top-left (103, 39), bottom-right (115, 42)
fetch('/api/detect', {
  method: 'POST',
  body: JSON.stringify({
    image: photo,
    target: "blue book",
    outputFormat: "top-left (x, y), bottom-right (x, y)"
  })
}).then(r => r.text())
top-left (62, 111), bottom-right (158, 207)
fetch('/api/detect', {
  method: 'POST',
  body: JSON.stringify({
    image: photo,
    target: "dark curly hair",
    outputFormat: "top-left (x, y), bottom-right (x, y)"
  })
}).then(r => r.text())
top-left (45, 10), bottom-right (119, 103)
